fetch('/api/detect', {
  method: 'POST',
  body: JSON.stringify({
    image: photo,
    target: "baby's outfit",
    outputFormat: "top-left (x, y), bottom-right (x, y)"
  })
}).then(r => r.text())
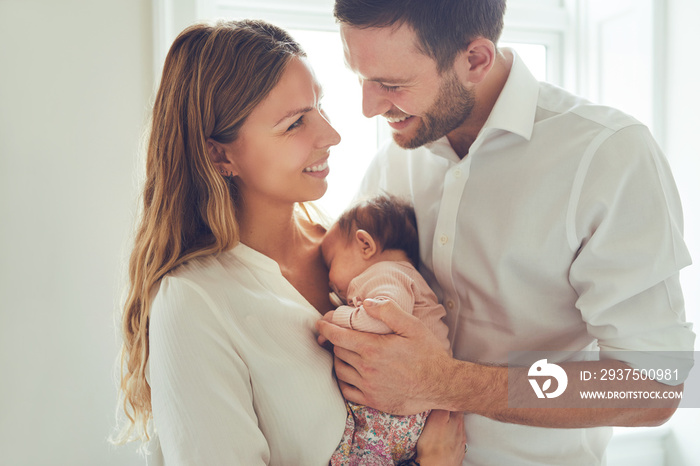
top-left (329, 261), bottom-right (450, 465)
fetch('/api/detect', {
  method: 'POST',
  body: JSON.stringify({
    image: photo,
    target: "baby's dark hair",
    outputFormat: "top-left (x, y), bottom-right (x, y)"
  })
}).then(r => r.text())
top-left (336, 194), bottom-right (420, 267)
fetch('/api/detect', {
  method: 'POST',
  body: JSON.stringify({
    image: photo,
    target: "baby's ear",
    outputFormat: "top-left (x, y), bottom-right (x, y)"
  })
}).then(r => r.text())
top-left (355, 229), bottom-right (377, 259)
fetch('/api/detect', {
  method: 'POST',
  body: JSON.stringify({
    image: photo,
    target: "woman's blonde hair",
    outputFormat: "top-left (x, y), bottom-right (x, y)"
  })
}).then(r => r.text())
top-left (116, 19), bottom-right (305, 443)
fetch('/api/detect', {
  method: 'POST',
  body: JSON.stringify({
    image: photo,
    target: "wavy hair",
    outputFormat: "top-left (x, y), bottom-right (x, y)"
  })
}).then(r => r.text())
top-left (116, 19), bottom-right (304, 443)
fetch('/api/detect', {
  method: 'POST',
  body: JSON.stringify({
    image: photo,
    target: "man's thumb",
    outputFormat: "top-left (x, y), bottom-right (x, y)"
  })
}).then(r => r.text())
top-left (361, 298), bottom-right (419, 335)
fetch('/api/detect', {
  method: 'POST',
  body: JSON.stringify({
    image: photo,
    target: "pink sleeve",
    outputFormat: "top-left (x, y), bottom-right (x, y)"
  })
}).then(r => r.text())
top-left (331, 303), bottom-right (395, 334)
top-left (331, 265), bottom-right (415, 334)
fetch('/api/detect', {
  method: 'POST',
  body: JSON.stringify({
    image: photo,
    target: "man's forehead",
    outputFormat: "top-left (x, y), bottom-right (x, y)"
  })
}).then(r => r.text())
top-left (339, 23), bottom-right (428, 78)
top-left (340, 22), bottom-right (423, 54)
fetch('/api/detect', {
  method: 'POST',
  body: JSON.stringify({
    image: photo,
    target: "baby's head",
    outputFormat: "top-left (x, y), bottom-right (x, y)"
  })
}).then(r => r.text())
top-left (321, 194), bottom-right (419, 298)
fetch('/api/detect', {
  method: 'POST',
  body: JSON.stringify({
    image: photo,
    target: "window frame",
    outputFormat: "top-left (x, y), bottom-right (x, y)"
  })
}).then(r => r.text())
top-left (152, 0), bottom-right (574, 86)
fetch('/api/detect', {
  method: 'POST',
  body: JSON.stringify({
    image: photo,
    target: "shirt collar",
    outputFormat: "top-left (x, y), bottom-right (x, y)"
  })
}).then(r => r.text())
top-left (423, 49), bottom-right (540, 158)
top-left (482, 48), bottom-right (540, 141)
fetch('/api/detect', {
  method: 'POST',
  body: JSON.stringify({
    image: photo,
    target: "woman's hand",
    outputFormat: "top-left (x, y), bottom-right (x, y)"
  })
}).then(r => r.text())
top-left (415, 410), bottom-right (466, 466)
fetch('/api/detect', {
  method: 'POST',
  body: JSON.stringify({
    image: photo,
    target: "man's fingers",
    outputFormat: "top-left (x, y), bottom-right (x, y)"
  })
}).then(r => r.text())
top-left (338, 379), bottom-right (366, 405)
top-left (362, 298), bottom-right (422, 335)
top-left (333, 353), bottom-right (363, 384)
top-left (333, 344), bottom-right (363, 368)
top-left (316, 319), bottom-right (364, 351)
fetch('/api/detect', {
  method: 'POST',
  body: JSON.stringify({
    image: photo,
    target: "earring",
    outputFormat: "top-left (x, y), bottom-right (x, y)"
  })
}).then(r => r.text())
top-left (219, 168), bottom-right (232, 177)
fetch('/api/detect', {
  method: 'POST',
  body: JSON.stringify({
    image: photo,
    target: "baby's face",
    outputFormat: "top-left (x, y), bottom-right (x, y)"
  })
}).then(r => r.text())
top-left (321, 224), bottom-right (370, 300)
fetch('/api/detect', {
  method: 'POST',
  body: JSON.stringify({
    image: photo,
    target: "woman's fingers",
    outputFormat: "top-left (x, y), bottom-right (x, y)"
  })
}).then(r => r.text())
top-left (416, 410), bottom-right (466, 465)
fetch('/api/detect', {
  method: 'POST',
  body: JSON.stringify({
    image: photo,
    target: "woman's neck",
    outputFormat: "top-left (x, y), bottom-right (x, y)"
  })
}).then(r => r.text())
top-left (236, 197), bottom-right (332, 313)
top-left (236, 199), bottom-right (310, 264)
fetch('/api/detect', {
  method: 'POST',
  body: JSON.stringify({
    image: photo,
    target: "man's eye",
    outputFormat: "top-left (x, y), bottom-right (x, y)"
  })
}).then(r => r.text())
top-left (287, 116), bottom-right (304, 131)
top-left (379, 83), bottom-right (400, 93)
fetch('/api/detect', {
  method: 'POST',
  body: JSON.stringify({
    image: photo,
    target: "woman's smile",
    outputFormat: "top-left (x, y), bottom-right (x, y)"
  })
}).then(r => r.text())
top-left (303, 158), bottom-right (330, 177)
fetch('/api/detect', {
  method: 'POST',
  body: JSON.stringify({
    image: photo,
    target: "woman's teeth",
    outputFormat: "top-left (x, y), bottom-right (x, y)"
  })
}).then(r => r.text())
top-left (303, 160), bottom-right (328, 172)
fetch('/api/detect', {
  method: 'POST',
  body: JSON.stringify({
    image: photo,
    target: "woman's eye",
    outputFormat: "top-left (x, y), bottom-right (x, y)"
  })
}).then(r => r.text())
top-left (287, 116), bottom-right (304, 131)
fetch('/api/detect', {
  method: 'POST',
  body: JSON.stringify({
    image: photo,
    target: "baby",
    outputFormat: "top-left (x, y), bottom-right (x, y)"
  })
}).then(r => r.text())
top-left (321, 194), bottom-right (451, 465)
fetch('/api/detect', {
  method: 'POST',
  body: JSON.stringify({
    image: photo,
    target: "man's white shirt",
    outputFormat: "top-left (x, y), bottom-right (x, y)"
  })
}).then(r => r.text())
top-left (356, 50), bottom-right (695, 465)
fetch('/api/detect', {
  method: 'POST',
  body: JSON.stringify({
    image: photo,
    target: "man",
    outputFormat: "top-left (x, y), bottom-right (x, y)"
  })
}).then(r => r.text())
top-left (316, 0), bottom-right (696, 464)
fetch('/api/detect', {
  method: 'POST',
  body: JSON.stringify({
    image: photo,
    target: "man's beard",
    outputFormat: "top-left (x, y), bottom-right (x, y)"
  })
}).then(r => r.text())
top-left (391, 71), bottom-right (475, 149)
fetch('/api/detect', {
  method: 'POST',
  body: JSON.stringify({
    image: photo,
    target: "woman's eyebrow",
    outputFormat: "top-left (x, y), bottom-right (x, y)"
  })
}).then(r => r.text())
top-left (274, 85), bottom-right (324, 126)
top-left (275, 106), bottom-right (314, 126)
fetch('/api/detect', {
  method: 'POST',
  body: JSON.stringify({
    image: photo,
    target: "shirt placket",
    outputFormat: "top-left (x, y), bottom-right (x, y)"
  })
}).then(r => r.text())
top-left (431, 157), bottom-right (471, 346)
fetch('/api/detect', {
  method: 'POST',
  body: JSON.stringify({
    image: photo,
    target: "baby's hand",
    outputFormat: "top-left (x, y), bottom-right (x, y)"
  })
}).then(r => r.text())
top-left (322, 310), bottom-right (335, 323)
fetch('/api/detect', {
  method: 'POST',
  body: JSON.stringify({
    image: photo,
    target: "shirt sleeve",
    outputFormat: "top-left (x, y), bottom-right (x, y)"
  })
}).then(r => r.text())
top-left (148, 276), bottom-right (270, 465)
top-left (568, 124), bottom-right (695, 382)
top-left (331, 264), bottom-right (416, 334)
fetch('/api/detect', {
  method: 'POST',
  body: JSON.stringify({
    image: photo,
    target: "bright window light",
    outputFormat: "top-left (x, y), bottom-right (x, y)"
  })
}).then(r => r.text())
top-left (502, 42), bottom-right (548, 81)
top-left (291, 29), bottom-right (378, 218)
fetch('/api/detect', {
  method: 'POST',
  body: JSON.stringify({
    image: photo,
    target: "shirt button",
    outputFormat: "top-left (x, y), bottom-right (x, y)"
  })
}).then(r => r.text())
top-left (453, 168), bottom-right (462, 178)
top-left (439, 234), bottom-right (449, 245)
top-left (446, 300), bottom-right (455, 310)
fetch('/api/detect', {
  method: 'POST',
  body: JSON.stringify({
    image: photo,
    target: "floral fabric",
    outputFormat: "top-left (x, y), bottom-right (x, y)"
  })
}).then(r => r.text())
top-left (330, 401), bottom-right (429, 465)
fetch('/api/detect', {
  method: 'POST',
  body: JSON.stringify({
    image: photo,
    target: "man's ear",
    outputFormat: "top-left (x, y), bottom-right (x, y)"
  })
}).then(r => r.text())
top-left (206, 138), bottom-right (238, 177)
top-left (453, 37), bottom-right (496, 85)
top-left (355, 229), bottom-right (378, 259)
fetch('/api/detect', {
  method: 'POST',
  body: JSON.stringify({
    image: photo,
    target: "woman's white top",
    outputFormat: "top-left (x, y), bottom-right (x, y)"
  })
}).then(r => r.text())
top-left (146, 243), bottom-right (347, 465)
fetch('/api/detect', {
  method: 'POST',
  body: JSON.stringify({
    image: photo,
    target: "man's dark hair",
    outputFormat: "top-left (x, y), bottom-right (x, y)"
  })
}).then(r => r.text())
top-left (334, 0), bottom-right (506, 72)
top-left (336, 194), bottom-right (420, 268)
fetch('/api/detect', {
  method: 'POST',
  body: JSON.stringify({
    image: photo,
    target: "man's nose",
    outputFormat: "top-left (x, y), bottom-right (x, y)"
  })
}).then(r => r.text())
top-left (361, 80), bottom-right (391, 119)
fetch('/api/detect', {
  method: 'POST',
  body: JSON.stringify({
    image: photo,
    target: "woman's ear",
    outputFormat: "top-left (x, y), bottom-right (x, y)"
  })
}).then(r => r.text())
top-left (206, 138), bottom-right (238, 177)
top-left (453, 37), bottom-right (496, 85)
top-left (355, 229), bottom-right (378, 259)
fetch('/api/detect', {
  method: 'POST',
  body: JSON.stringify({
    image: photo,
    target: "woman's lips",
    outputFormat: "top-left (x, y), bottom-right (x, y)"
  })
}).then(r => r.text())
top-left (303, 159), bottom-right (329, 178)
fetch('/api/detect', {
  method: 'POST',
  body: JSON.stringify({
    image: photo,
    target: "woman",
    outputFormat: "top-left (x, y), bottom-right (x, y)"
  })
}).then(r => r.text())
top-left (117, 19), bottom-right (465, 465)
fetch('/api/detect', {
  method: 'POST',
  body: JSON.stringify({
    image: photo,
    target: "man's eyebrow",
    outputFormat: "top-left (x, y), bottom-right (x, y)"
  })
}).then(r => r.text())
top-left (367, 77), bottom-right (411, 85)
top-left (342, 57), bottom-right (411, 85)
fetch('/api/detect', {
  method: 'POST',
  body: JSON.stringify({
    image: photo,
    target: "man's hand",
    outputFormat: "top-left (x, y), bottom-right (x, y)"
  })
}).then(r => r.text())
top-left (315, 298), bottom-right (454, 415)
top-left (316, 310), bottom-right (335, 349)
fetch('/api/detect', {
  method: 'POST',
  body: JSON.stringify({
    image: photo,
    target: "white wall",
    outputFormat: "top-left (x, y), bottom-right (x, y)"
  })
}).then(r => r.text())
top-left (666, 0), bottom-right (700, 339)
top-left (0, 0), bottom-right (697, 465)
top-left (0, 0), bottom-right (151, 464)
top-left (663, 0), bottom-right (700, 462)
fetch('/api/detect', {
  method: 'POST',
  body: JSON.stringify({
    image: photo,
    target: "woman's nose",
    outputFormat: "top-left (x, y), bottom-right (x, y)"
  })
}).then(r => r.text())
top-left (318, 110), bottom-right (341, 147)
